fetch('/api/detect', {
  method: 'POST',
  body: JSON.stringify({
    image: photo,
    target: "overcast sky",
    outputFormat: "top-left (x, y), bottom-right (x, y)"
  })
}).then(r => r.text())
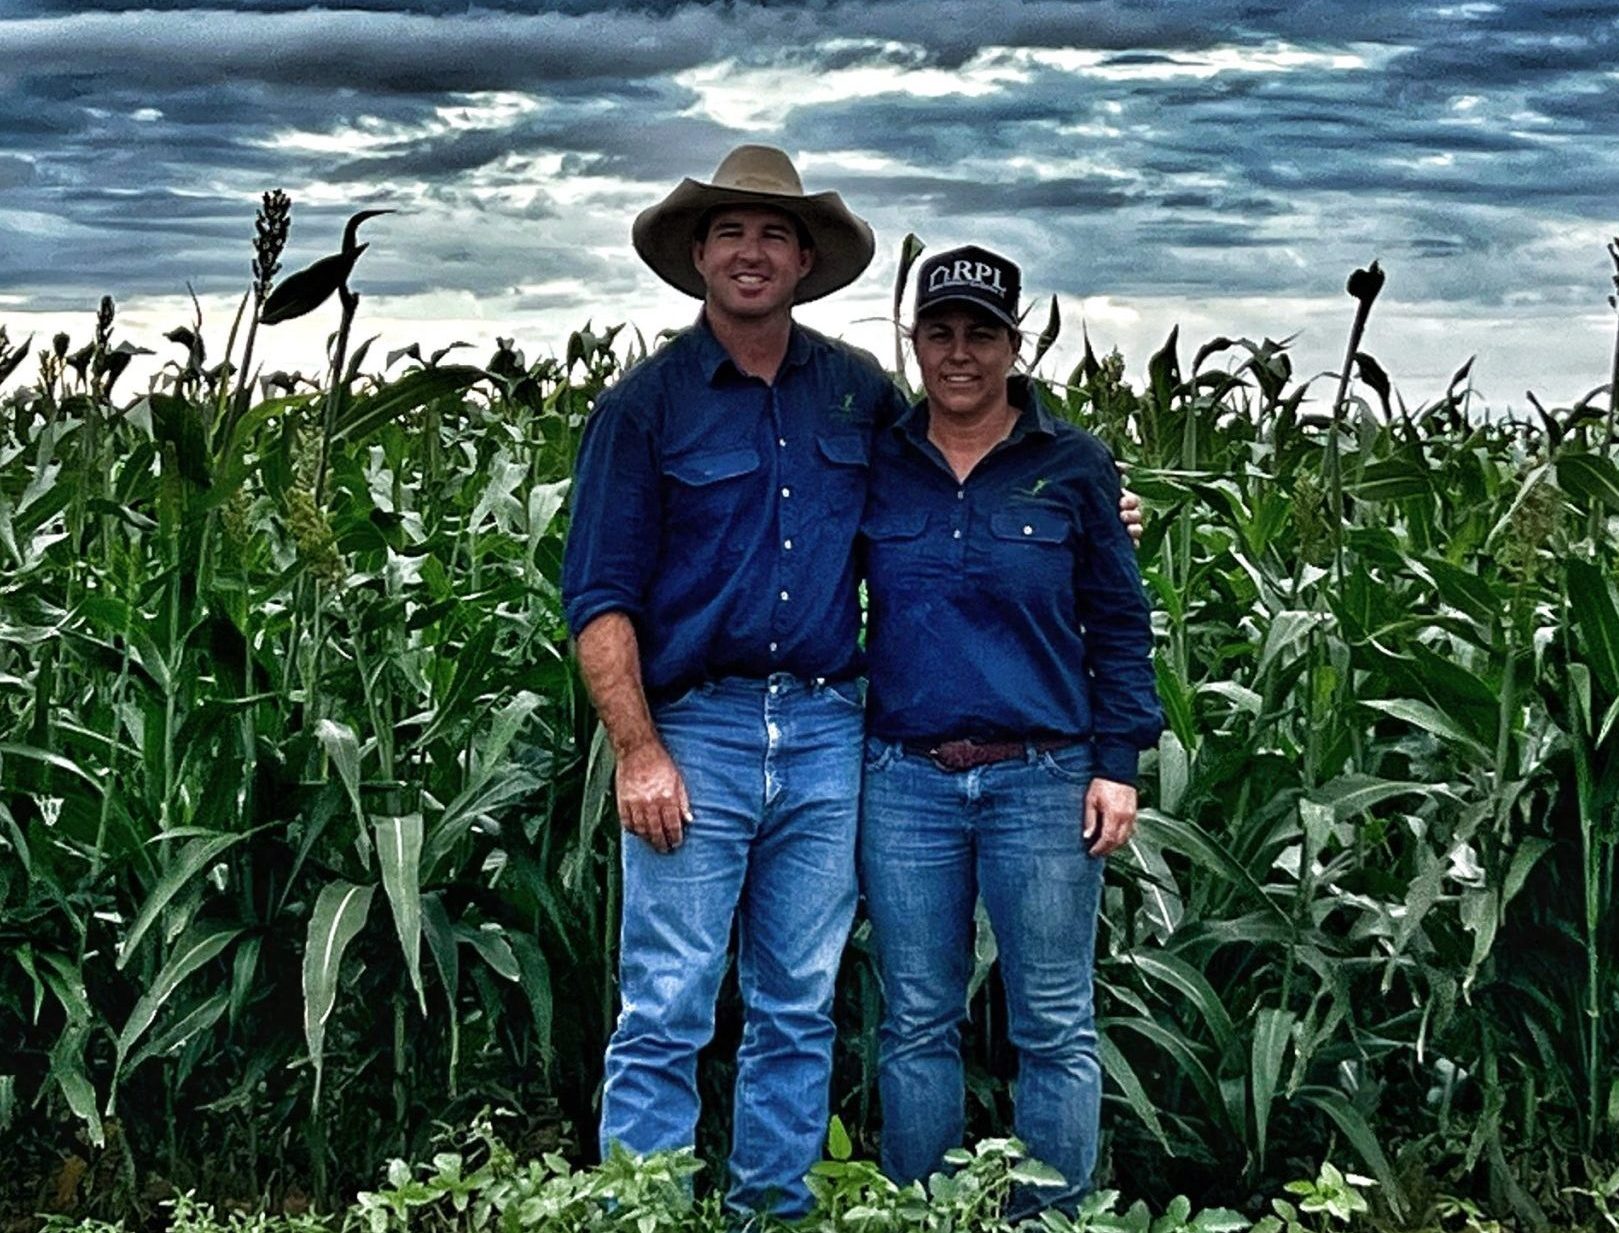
top-left (2, 1), bottom-right (1616, 411)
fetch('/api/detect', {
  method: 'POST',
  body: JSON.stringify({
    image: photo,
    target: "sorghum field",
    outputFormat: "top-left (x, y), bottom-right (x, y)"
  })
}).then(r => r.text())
top-left (1, 196), bottom-right (1617, 1232)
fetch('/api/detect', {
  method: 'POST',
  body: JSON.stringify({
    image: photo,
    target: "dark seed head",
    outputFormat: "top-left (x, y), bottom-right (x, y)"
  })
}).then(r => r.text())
top-left (1346, 261), bottom-right (1385, 308)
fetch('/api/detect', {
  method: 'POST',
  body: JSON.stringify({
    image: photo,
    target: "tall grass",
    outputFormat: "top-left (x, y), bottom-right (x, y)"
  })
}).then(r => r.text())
top-left (1, 201), bottom-right (1617, 1225)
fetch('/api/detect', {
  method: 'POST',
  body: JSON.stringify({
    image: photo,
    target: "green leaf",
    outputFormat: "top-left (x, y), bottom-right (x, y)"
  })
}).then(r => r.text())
top-left (421, 893), bottom-right (461, 1085)
top-left (1569, 560), bottom-right (1619, 697)
top-left (1349, 456), bottom-right (1430, 502)
top-left (479, 690), bottom-right (542, 774)
top-left (1122, 950), bottom-right (1237, 1057)
top-left (1190, 1209), bottom-right (1253, 1233)
top-left (827, 1114), bottom-right (853, 1162)
top-left (1361, 698), bottom-right (1491, 761)
top-left (1250, 1008), bottom-right (1295, 1167)
top-left (508, 932), bottom-right (555, 1071)
top-left (124, 990), bottom-right (230, 1075)
top-left (1557, 451), bottom-right (1619, 512)
top-left (118, 832), bottom-right (251, 968)
top-left (1257, 610), bottom-right (1329, 678)
top-left (334, 365), bottom-right (485, 445)
top-left (315, 717), bottom-right (367, 844)
top-left (1009, 1158), bottom-right (1067, 1186)
top-left (1138, 809), bottom-right (1287, 924)
top-left (460, 923), bottom-right (520, 981)
top-left (1312, 774), bottom-right (1434, 823)
top-left (112, 923), bottom-right (241, 1095)
top-left (48, 1020), bottom-right (104, 1148)
top-left (229, 935), bottom-right (261, 1030)
top-left (1100, 1033), bottom-right (1173, 1154)
top-left (1149, 324), bottom-right (1181, 408)
top-left (374, 812), bottom-right (425, 1013)
top-left (0, 743), bottom-right (106, 796)
top-left (1460, 887), bottom-right (1499, 992)
top-left (1295, 1087), bottom-right (1403, 1217)
top-left (423, 771), bottom-right (540, 878)
top-left (1031, 296), bottom-right (1062, 371)
top-left (303, 879), bottom-right (376, 1107)
top-left (1107, 1014), bottom-right (1228, 1135)
top-left (1502, 837), bottom-right (1554, 910)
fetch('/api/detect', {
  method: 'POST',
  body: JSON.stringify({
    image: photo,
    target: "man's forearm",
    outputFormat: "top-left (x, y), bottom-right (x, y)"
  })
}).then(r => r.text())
top-left (576, 612), bottom-right (660, 757)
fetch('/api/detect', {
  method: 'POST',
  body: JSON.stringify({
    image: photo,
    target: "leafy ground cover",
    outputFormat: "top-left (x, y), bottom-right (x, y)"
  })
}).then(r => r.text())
top-left (2, 196), bottom-right (1618, 1229)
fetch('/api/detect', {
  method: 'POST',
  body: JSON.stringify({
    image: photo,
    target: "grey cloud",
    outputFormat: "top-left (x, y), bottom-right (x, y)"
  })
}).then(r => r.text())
top-left (0, 156), bottom-right (36, 188)
top-left (2, 0), bottom-right (1614, 402)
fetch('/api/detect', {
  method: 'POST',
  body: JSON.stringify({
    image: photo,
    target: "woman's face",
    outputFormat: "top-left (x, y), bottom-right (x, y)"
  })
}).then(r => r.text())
top-left (912, 308), bottom-right (1018, 420)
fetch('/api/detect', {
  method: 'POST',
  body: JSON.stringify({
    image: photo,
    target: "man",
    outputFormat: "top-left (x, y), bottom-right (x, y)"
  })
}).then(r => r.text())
top-left (561, 144), bottom-right (900, 1217)
top-left (562, 145), bottom-right (1144, 1217)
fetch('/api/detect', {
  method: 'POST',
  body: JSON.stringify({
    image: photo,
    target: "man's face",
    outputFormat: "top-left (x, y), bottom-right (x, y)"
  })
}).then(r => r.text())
top-left (692, 207), bottom-right (815, 324)
top-left (912, 307), bottom-right (1018, 421)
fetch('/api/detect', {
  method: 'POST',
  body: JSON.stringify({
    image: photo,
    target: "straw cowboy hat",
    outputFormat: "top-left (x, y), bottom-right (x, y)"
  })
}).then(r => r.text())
top-left (631, 144), bottom-right (875, 304)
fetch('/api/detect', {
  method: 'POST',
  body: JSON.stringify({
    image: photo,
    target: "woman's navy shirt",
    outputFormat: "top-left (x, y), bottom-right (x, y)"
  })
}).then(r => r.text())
top-left (562, 316), bottom-right (905, 703)
top-left (859, 378), bottom-right (1163, 784)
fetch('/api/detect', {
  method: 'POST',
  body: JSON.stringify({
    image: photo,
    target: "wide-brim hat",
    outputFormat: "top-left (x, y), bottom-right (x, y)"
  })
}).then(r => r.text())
top-left (631, 144), bottom-right (875, 304)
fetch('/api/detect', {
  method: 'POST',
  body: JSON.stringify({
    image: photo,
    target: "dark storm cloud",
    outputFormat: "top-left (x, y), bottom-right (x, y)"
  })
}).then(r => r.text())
top-left (1, 0), bottom-right (1614, 364)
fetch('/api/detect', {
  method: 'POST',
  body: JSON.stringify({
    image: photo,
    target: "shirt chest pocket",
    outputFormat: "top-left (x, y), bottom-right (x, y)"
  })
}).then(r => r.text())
top-left (984, 509), bottom-right (1076, 595)
top-left (812, 433), bottom-right (870, 518)
top-left (661, 446), bottom-right (761, 560)
top-left (861, 509), bottom-right (942, 583)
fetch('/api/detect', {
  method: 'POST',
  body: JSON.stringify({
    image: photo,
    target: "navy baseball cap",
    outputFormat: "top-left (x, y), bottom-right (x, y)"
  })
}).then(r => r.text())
top-left (913, 245), bottom-right (1022, 331)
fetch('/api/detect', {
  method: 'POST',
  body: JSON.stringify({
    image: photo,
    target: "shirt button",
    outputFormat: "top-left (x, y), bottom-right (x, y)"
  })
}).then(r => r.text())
top-left (778, 437), bottom-right (787, 448)
top-left (956, 489), bottom-right (965, 501)
top-left (1023, 525), bottom-right (1034, 535)
top-left (769, 641), bottom-right (779, 653)
top-left (953, 529), bottom-right (962, 539)
top-left (781, 486), bottom-right (791, 498)
top-left (780, 590), bottom-right (790, 601)
top-left (783, 538), bottom-right (793, 550)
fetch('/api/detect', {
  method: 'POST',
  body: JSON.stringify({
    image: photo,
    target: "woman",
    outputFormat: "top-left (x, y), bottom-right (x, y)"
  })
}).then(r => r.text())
top-left (858, 244), bottom-right (1164, 1210)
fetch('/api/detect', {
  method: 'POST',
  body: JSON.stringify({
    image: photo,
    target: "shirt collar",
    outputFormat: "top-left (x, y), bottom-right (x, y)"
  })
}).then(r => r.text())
top-left (694, 311), bottom-right (815, 386)
top-left (893, 374), bottom-right (1059, 444)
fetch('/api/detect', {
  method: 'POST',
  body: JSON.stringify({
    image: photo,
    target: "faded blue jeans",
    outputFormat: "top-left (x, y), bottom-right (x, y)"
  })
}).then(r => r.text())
top-left (859, 738), bottom-right (1105, 1211)
top-left (599, 674), bottom-right (863, 1217)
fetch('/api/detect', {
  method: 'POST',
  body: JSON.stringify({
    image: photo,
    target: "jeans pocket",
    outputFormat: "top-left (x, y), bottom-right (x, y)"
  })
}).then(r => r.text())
top-left (653, 681), bottom-right (712, 720)
top-left (1039, 743), bottom-right (1095, 784)
top-left (862, 735), bottom-right (898, 772)
top-left (822, 679), bottom-right (866, 711)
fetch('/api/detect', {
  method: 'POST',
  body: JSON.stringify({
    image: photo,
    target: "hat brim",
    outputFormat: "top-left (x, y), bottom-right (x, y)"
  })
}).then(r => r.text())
top-left (632, 179), bottom-right (875, 304)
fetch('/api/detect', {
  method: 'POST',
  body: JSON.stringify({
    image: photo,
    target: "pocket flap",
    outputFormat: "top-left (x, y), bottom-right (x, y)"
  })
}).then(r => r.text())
top-left (817, 433), bottom-right (870, 468)
top-left (663, 447), bottom-right (760, 486)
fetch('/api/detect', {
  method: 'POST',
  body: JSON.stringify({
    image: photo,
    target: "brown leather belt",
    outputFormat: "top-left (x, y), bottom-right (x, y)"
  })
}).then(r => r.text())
top-left (906, 736), bottom-right (1082, 773)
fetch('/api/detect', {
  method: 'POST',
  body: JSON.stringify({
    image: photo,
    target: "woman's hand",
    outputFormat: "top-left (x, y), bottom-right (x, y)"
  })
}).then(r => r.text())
top-left (1084, 777), bottom-right (1138, 856)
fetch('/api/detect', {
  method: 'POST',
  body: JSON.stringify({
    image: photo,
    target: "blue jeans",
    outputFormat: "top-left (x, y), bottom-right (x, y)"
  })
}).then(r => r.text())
top-left (600, 674), bottom-right (863, 1217)
top-left (859, 738), bottom-right (1104, 1210)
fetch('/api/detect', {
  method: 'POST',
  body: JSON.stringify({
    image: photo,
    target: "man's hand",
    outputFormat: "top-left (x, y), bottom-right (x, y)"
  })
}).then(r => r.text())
top-left (1118, 489), bottom-right (1143, 547)
top-left (616, 740), bottom-right (693, 853)
top-left (1083, 777), bottom-right (1138, 856)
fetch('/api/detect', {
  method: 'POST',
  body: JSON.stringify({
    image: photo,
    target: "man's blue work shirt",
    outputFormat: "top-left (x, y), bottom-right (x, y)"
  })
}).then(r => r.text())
top-left (859, 378), bottom-right (1164, 784)
top-left (563, 317), bottom-right (905, 702)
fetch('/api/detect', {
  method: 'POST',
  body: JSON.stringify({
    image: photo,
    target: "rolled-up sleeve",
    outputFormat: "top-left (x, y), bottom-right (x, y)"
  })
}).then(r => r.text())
top-left (1072, 436), bottom-right (1164, 784)
top-left (562, 389), bottom-right (659, 637)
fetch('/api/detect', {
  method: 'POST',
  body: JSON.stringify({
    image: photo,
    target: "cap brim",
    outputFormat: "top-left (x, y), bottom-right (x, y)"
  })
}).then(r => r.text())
top-left (632, 179), bottom-right (875, 303)
top-left (914, 293), bottom-right (1021, 332)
